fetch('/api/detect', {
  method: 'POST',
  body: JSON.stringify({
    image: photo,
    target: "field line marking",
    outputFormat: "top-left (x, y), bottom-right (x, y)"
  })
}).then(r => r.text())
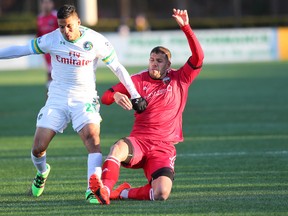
top-left (1, 150), bottom-right (288, 161)
top-left (184, 134), bottom-right (288, 141)
top-left (177, 150), bottom-right (288, 157)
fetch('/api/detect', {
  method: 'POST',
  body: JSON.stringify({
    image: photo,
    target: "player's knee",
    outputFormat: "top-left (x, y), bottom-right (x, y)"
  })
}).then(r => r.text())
top-left (88, 134), bottom-right (100, 144)
top-left (153, 187), bottom-right (171, 201)
top-left (151, 167), bottom-right (174, 201)
top-left (80, 124), bottom-right (100, 143)
top-left (32, 139), bottom-right (47, 157)
top-left (31, 141), bottom-right (46, 157)
top-left (31, 149), bottom-right (46, 158)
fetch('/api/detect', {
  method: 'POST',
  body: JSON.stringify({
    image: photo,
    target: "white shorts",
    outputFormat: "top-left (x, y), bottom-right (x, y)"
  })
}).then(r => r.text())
top-left (36, 95), bottom-right (102, 133)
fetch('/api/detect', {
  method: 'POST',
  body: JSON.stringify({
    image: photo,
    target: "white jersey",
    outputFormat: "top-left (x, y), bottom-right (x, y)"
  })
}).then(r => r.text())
top-left (30, 26), bottom-right (139, 98)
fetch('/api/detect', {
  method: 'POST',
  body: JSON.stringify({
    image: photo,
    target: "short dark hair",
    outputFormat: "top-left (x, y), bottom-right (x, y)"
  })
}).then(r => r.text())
top-left (150, 46), bottom-right (171, 61)
top-left (57, 4), bottom-right (78, 19)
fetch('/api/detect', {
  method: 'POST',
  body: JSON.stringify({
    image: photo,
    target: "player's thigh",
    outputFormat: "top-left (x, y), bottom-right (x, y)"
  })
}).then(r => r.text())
top-left (144, 143), bottom-right (176, 182)
top-left (120, 137), bottom-right (146, 168)
top-left (107, 138), bottom-right (133, 162)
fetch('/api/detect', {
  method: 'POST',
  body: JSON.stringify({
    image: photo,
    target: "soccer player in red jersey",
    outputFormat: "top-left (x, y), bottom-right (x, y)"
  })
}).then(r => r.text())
top-left (36, 0), bottom-right (58, 88)
top-left (89, 8), bottom-right (204, 204)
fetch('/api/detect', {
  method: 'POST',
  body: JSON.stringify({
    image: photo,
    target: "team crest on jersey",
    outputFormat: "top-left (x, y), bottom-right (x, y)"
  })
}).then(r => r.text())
top-left (105, 41), bottom-right (113, 50)
top-left (83, 41), bottom-right (93, 51)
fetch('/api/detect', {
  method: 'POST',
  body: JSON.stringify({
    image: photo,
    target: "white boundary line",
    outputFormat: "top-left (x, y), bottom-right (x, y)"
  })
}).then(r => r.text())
top-left (2, 150), bottom-right (287, 161)
top-left (177, 150), bottom-right (288, 157)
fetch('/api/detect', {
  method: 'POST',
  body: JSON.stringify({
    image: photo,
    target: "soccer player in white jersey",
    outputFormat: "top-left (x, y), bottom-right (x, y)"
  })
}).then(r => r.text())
top-left (0, 4), bottom-right (147, 204)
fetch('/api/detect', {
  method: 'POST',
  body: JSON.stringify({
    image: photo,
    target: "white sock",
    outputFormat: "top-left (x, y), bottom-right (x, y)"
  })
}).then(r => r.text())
top-left (149, 188), bottom-right (155, 201)
top-left (87, 152), bottom-right (102, 190)
top-left (120, 189), bottom-right (129, 199)
top-left (31, 152), bottom-right (47, 173)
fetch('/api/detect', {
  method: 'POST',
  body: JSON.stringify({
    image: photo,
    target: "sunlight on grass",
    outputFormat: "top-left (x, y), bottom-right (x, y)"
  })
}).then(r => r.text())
top-left (1, 61), bottom-right (288, 86)
top-left (0, 61), bottom-right (288, 215)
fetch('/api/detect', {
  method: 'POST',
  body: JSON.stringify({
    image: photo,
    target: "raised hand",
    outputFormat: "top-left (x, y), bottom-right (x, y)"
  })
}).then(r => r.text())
top-left (172, 8), bottom-right (189, 27)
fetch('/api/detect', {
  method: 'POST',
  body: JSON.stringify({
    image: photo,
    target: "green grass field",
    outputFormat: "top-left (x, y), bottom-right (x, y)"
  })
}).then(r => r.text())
top-left (0, 61), bottom-right (288, 215)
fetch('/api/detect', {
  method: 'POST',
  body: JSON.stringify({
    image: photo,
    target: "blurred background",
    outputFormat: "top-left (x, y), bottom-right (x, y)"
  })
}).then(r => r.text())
top-left (0, 0), bottom-right (287, 34)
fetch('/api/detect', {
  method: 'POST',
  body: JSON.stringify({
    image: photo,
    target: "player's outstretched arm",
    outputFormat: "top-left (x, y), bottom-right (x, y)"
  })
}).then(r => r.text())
top-left (107, 60), bottom-right (147, 113)
top-left (0, 44), bottom-right (33, 59)
top-left (172, 8), bottom-right (204, 83)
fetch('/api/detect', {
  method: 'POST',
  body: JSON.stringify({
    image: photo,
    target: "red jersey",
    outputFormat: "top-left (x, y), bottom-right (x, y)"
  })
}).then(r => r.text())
top-left (101, 25), bottom-right (204, 143)
top-left (36, 10), bottom-right (58, 37)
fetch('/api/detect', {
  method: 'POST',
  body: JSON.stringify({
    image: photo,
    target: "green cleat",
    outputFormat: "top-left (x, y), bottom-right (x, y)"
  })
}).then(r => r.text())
top-left (31, 164), bottom-right (51, 197)
top-left (85, 190), bottom-right (100, 204)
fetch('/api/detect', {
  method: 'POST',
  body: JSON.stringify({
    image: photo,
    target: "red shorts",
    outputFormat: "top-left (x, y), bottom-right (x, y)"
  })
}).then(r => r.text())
top-left (121, 137), bottom-right (176, 182)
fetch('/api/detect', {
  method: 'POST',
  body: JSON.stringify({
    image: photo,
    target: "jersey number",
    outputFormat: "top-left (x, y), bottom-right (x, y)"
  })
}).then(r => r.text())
top-left (85, 103), bottom-right (97, 113)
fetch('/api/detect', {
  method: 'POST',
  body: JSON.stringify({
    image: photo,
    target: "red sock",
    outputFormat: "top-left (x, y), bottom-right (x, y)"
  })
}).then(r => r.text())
top-left (128, 184), bottom-right (153, 200)
top-left (101, 156), bottom-right (120, 191)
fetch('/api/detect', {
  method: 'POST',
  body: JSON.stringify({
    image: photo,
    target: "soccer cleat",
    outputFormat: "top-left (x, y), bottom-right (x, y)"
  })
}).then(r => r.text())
top-left (31, 164), bottom-right (51, 197)
top-left (85, 190), bottom-right (100, 204)
top-left (110, 182), bottom-right (131, 200)
top-left (89, 174), bottom-right (110, 205)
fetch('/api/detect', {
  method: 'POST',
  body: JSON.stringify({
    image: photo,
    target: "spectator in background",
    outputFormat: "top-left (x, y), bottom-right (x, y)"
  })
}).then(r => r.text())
top-left (135, 14), bottom-right (150, 32)
top-left (36, 0), bottom-right (58, 88)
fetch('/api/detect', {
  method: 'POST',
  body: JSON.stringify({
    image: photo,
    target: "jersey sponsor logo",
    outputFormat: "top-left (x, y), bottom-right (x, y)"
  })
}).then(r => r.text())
top-left (83, 41), bottom-right (93, 51)
top-left (146, 84), bottom-right (172, 100)
top-left (56, 55), bottom-right (92, 66)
